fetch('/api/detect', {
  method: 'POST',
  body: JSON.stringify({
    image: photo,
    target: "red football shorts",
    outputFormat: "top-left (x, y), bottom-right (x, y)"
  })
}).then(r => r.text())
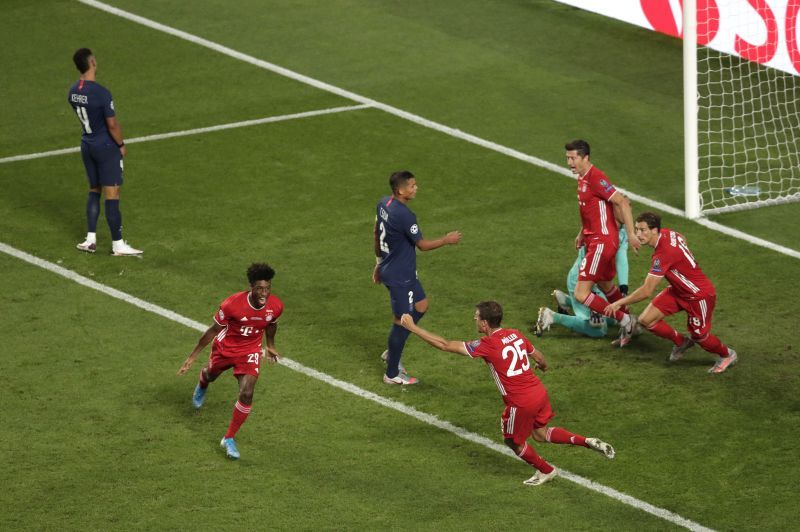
top-left (501, 393), bottom-right (555, 446)
top-left (652, 286), bottom-right (716, 338)
top-left (579, 237), bottom-right (619, 282)
top-left (207, 345), bottom-right (262, 378)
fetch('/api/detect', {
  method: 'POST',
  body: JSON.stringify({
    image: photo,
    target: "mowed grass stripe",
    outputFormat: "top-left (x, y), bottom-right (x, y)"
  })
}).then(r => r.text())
top-left (0, 104), bottom-right (371, 164)
top-left (77, 0), bottom-right (800, 261)
top-left (0, 239), bottom-right (715, 532)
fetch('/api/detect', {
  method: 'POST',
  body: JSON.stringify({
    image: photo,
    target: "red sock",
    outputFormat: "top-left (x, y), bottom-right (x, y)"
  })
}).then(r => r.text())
top-left (518, 443), bottom-right (554, 474)
top-left (198, 369), bottom-right (209, 389)
top-left (602, 285), bottom-right (623, 303)
top-left (647, 320), bottom-right (685, 346)
top-left (224, 401), bottom-right (251, 439)
top-left (696, 333), bottom-right (730, 357)
top-left (546, 427), bottom-right (588, 447)
top-left (584, 293), bottom-right (626, 321)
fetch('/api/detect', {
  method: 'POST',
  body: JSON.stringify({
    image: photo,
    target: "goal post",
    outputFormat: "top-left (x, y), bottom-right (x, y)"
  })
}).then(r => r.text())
top-left (684, 0), bottom-right (700, 219)
top-left (685, 0), bottom-right (800, 218)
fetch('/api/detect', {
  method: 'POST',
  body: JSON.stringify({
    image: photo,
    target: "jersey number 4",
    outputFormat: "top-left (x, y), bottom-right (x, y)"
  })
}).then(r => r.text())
top-left (75, 106), bottom-right (92, 134)
top-left (501, 338), bottom-right (530, 377)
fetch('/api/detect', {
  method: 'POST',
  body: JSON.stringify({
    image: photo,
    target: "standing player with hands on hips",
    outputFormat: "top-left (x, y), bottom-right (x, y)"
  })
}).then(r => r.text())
top-left (400, 301), bottom-right (615, 486)
top-left (177, 263), bottom-right (284, 459)
top-left (68, 48), bottom-right (142, 256)
top-left (373, 170), bottom-right (461, 385)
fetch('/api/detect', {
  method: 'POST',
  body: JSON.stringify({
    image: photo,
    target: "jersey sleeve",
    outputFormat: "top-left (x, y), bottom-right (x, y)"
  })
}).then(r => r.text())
top-left (649, 249), bottom-right (671, 277)
top-left (270, 297), bottom-right (284, 324)
top-left (589, 172), bottom-right (617, 201)
top-left (213, 299), bottom-right (231, 326)
top-left (524, 337), bottom-right (535, 356)
top-left (464, 338), bottom-right (488, 359)
top-left (403, 211), bottom-right (423, 243)
top-left (102, 88), bottom-right (116, 118)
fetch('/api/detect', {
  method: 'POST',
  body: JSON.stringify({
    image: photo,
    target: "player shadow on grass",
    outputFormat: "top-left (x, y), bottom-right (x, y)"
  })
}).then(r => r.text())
top-left (528, 322), bottom-right (714, 369)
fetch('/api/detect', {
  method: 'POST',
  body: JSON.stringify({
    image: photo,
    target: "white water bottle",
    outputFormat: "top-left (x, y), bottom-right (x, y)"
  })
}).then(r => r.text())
top-left (725, 185), bottom-right (760, 197)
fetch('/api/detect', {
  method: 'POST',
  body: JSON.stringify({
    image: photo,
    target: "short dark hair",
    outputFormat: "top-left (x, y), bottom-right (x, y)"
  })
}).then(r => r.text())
top-left (73, 48), bottom-right (93, 74)
top-left (476, 301), bottom-right (503, 328)
top-left (389, 171), bottom-right (415, 194)
top-left (246, 263), bottom-right (275, 285)
top-left (565, 139), bottom-right (590, 158)
top-left (636, 211), bottom-right (662, 231)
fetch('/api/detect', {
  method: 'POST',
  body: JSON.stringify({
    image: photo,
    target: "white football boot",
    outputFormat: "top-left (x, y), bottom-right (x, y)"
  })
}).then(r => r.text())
top-left (111, 240), bottom-right (143, 257)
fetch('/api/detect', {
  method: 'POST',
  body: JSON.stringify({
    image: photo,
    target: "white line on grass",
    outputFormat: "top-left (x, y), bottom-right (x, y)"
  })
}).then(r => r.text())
top-left (75, 0), bottom-right (800, 261)
top-left (0, 104), bottom-right (371, 165)
top-left (0, 241), bottom-right (713, 532)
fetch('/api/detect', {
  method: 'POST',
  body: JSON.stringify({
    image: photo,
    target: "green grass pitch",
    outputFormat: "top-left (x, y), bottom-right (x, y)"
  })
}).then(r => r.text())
top-left (1, 0), bottom-right (798, 530)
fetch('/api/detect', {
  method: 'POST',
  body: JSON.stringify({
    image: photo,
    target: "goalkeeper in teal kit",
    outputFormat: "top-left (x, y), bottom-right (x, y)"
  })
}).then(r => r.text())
top-left (535, 228), bottom-right (629, 338)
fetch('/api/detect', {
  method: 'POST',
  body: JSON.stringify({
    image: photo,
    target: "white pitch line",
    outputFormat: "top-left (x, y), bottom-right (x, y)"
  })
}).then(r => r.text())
top-left (0, 240), bottom-right (713, 532)
top-left (75, 0), bottom-right (800, 261)
top-left (0, 104), bottom-right (370, 165)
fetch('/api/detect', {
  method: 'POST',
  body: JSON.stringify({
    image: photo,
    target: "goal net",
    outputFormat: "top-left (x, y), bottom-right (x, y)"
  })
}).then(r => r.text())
top-left (689, 0), bottom-right (800, 216)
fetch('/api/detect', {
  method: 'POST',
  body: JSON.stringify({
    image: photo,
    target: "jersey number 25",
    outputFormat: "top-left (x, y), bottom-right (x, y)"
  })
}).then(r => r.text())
top-left (501, 339), bottom-right (530, 377)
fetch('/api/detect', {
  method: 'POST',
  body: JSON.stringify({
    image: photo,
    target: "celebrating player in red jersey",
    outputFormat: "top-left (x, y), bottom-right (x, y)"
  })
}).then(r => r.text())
top-left (566, 140), bottom-right (641, 345)
top-left (177, 263), bottom-right (284, 459)
top-left (400, 301), bottom-right (615, 486)
top-left (604, 212), bottom-right (738, 374)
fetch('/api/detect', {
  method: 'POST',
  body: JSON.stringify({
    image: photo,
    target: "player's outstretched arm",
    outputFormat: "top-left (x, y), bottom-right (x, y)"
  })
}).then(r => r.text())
top-left (263, 322), bottom-right (281, 364)
top-left (416, 230), bottom-right (462, 251)
top-left (399, 313), bottom-right (470, 356)
top-left (177, 323), bottom-right (224, 375)
top-left (603, 274), bottom-right (661, 316)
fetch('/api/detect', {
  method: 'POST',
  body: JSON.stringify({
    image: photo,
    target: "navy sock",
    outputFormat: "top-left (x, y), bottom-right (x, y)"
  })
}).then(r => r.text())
top-left (386, 324), bottom-right (411, 378)
top-left (86, 191), bottom-right (101, 232)
top-left (411, 310), bottom-right (426, 324)
top-left (105, 199), bottom-right (123, 241)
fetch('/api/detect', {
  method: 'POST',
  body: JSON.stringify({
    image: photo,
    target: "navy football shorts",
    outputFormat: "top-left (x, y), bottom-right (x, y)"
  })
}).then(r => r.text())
top-left (386, 280), bottom-right (426, 317)
top-left (81, 141), bottom-right (123, 187)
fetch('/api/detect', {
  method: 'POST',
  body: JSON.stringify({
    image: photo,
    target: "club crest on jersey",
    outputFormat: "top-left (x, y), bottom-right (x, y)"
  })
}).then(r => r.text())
top-left (266, 315), bottom-right (273, 322)
top-left (410, 224), bottom-right (419, 235)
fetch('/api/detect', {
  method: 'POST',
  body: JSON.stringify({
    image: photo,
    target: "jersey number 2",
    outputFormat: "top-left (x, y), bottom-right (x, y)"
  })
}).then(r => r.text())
top-left (501, 339), bottom-right (530, 377)
top-left (75, 106), bottom-right (92, 134)
top-left (378, 222), bottom-right (389, 253)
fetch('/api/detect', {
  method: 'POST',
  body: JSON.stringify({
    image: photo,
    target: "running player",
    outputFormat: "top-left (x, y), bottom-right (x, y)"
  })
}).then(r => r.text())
top-left (400, 301), bottom-right (615, 486)
top-left (177, 263), bottom-right (284, 459)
